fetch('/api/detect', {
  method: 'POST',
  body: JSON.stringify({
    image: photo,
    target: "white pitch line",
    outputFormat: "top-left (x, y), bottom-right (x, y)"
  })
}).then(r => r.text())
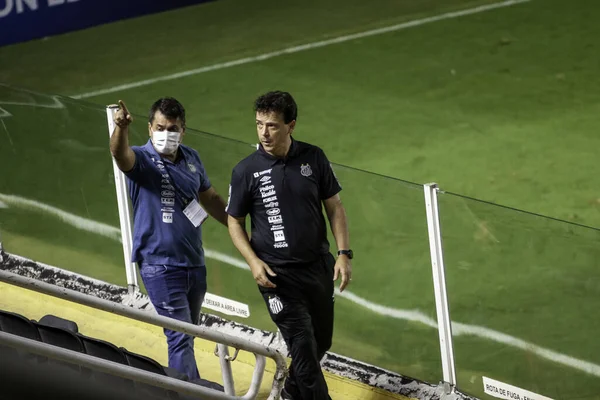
top-left (0, 193), bottom-right (121, 242)
top-left (0, 95), bottom-right (66, 119)
top-left (0, 96), bottom-right (65, 109)
top-left (72, 0), bottom-right (531, 99)
top-left (341, 289), bottom-right (600, 377)
top-left (2, 190), bottom-right (599, 378)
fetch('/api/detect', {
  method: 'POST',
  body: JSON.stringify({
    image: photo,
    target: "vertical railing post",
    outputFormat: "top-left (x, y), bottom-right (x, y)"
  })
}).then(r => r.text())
top-left (216, 344), bottom-right (236, 395)
top-left (424, 183), bottom-right (456, 393)
top-left (105, 105), bottom-right (138, 294)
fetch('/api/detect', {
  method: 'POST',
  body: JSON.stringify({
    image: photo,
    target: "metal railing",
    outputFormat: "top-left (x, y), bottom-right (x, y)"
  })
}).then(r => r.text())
top-left (424, 183), bottom-right (456, 393)
top-left (0, 269), bottom-right (287, 400)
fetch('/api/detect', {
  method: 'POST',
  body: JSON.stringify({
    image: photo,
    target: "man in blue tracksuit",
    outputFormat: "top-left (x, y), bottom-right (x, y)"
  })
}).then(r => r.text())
top-left (109, 97), bottom-right (228, 380)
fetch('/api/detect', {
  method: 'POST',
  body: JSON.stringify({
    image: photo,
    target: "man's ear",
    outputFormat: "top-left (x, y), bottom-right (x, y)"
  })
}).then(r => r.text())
top-left (148, 122), bottom-right (152, 137)
top-left (288, 120), bottom-right (296, 135)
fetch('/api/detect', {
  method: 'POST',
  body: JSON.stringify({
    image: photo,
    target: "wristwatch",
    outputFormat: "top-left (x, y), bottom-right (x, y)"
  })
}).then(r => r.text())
top-left (337, 249), bottom-right (353, 259)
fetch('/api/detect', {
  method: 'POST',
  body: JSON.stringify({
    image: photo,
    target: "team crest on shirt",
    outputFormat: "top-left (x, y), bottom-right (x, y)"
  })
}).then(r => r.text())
top-left (300, 163), bottom-right (312, 177)
top-left (188, 163), bottom-right (197, 173)
top-left (268, 295), bottom-right (284, 314)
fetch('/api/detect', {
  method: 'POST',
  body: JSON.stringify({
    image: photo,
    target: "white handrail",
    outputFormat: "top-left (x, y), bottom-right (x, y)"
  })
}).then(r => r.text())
top-left (0, 330), bottom-right (262, 400)
top-left (0, 269), bottom-right (287, 400)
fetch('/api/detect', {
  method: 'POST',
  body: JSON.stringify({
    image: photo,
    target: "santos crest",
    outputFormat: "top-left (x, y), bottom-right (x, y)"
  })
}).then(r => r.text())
top-left (269, 296), bottom-right (283, 314)
top-left (300, 163), bottom-right (312, 177)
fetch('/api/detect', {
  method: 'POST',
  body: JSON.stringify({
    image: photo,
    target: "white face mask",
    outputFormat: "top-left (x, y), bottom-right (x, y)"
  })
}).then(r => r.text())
top-left (152, 130), bottom-right (181, 155)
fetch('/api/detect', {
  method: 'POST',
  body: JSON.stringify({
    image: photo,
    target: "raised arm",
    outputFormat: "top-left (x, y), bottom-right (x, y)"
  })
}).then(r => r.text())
top-left (109, 100), bottom-right (136, 172)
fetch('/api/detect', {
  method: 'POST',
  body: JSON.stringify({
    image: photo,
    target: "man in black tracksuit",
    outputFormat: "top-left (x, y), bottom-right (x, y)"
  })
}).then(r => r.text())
top-left (226, 91), bottom-right (353, 400)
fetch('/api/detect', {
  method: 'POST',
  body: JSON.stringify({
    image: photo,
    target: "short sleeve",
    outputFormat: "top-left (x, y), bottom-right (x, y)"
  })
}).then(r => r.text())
top-left (317, 149), bottom-right (342, 200)
top-left (196, 159), bottom-right (212, 193)
top-left (226, 168), bottom-right (252, 218)
top-left (124, 147), bottom-right (154, 184)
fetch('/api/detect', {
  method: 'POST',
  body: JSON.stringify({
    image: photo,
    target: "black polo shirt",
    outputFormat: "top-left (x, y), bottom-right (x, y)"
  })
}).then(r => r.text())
top-left (226, 139), bottom-right (342, 266)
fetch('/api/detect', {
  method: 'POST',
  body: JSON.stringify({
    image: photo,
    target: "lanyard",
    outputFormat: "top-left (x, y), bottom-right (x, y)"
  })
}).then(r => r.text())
top-left (152, 156), bottom-right (193, 207)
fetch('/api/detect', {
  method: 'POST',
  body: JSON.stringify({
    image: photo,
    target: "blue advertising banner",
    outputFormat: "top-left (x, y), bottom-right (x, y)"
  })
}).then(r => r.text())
top-left (0, 0), bottom-right (215, 47)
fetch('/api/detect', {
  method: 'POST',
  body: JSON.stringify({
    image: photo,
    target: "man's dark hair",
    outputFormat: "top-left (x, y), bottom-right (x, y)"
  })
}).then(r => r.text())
top-left (149, 97), bottom-right (186, 127)
top-left (254, 91), bottom-right (297, 124)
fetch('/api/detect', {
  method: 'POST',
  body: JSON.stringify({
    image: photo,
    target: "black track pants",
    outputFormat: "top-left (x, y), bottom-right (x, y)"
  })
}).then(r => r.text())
top-left (258, 253), bottom-right (335, 400)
